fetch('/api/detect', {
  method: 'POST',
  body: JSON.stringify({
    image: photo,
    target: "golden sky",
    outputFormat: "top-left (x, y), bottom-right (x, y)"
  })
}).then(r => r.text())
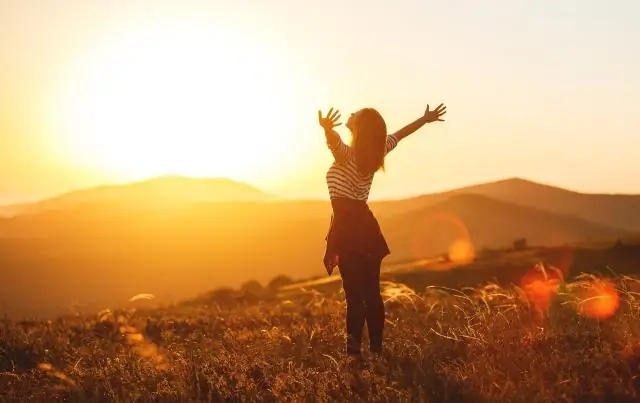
top-left (1, 0), bottom-right (639, 203)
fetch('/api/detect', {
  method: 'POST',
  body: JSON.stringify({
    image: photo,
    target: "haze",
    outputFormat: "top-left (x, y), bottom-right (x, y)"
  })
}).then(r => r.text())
top-left (1, 0), bottom-right (639, 204)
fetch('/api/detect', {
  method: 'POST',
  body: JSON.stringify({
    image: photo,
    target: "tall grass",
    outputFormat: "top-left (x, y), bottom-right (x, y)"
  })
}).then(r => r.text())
top-left (1, 272), bottom-right (639, 402)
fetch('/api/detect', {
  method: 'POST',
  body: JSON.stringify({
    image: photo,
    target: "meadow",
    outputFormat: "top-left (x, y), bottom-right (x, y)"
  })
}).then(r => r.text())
top-left (2, 244), bottom-right (640, 402)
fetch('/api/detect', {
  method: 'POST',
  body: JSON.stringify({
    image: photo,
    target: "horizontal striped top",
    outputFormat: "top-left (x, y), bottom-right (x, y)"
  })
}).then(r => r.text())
top-left (325, 133), bottom-right (400, 201)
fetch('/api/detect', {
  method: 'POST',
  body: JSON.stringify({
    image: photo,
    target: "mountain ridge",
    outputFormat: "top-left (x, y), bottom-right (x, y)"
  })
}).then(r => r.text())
top-left (0, 187), bottom-right (633, 318)
top-left (0, 175), bottom-right (275, 217)
top-left (2, 175), bottom-right (640, 231)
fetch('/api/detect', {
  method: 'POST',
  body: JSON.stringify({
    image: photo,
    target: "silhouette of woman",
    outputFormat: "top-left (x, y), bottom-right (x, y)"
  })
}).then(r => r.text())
top-left (318, 103), bottom-right (446, 357)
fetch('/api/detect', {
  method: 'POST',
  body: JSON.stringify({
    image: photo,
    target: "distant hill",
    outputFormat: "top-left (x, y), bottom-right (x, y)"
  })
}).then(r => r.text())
top-left (0, 201), bottom-right (33, 217)
top-left (4, 176), bottom-right (640, 233)
top-left (0, 186), bottom-right (633, 318)
top-left (453, 178), bottom-right (640, 232)
top-left (379, 177), bottom-right (640, 232)
top-left (379, 193), bottom-right (632, 261)
top-left (0, 175), bottom-right (274, 217)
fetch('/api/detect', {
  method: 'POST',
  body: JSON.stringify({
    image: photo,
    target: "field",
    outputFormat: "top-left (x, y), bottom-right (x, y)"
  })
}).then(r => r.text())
top-left (2, 244), bottom-right (640, 402)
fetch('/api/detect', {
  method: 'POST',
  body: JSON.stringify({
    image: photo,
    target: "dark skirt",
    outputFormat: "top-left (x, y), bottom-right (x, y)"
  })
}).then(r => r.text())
top-left (323, 198), bottom-right (391, 274)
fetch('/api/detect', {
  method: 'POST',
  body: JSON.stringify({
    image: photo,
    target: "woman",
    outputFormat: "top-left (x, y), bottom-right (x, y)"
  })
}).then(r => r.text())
top-left (318, 103), bottom-right (447, 357)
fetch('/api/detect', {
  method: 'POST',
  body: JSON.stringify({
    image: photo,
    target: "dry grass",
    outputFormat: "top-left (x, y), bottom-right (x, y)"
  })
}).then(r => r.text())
top-left (1, 271), bottom-right (640, 402)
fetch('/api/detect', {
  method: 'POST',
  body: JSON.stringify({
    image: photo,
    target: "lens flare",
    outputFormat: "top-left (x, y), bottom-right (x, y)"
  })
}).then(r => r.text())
top-left (576, 279), bottom-right (620, 320)
top-left (409, 211), bottom-right (476, 268)
top-left (448, 238), bottom-right (476, 265)
top-left (519, 263), bottom-right (563, 313)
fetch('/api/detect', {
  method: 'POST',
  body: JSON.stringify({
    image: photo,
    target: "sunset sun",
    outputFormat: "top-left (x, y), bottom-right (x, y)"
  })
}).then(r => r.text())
top-left (48, 20), bottom-right (303, 183)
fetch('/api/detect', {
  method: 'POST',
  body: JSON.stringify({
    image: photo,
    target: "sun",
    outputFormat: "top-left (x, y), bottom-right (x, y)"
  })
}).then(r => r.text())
top-left (47, 19), bottom-right (304, 183)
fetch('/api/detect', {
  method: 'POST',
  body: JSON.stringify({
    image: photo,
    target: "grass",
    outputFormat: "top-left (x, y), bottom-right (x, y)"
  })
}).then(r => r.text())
top-left (1, 264), bottom-right (640, 402)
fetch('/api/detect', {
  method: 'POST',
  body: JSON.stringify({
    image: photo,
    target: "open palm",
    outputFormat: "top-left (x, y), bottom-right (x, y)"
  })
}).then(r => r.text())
top-left (424, 103), bottom-right (447, 123)
top-left (318, 108), bottom-right (342, 131)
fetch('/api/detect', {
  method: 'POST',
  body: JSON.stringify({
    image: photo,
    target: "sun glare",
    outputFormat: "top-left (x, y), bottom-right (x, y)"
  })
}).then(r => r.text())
top-left (48, 20), bottom-right (305, 183)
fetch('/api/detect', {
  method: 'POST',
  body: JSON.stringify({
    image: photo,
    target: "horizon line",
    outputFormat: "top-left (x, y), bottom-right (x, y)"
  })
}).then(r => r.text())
top-left (2, 174), bottom-right (640, 208)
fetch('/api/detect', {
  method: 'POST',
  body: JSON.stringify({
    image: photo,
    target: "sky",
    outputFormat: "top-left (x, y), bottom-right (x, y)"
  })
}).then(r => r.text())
top-left (1, 0), bottom-right (639, 203)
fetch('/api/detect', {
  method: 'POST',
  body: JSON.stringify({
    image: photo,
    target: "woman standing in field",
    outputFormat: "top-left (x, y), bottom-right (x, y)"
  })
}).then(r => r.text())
top-left (319, 103), bottom-right (447, 357)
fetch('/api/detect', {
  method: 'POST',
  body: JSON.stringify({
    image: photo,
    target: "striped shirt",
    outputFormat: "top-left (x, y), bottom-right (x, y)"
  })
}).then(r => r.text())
top-left (326, 134), bottom-right (400, 201)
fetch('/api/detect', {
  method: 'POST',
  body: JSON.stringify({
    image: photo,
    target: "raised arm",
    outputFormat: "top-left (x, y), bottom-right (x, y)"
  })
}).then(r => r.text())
top-left (319, 108), bottom-right (352, 163)
top-left (391, 103), bottom-right (447, 141)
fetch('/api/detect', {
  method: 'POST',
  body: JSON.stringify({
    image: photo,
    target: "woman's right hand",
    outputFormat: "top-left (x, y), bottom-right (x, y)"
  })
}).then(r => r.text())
top-left (318, 108), bottom-right (342, 131)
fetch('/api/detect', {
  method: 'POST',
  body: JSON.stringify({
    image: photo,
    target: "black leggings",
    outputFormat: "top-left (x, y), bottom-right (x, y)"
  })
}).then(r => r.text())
top-left (338, 251), bottom-right (385, 355)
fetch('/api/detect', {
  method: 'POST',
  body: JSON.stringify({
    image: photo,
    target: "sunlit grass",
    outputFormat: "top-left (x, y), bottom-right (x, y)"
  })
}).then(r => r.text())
top-left (1, 272), bottom-right (639, 402)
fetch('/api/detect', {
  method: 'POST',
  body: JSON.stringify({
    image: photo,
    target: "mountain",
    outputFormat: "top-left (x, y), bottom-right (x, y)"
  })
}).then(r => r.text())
top-left (0, 188), bottom-right (632, 318)
top-left (456, 177), bottom-right (640, 232)
top-left (369, 177), bottom-right (640, 232)
top-left (0, 175), bottom-right (273, 217)
top-left (4, 176), bottom-right (640, 232)
top-left (0, 201), bottom-right (33, 217)
top-left (379, 193), bottom-right (631, 261)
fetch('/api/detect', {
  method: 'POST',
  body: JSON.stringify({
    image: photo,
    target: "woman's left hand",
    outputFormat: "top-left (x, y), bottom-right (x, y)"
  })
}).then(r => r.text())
top-left (424, 103), bottom-right (447, 123)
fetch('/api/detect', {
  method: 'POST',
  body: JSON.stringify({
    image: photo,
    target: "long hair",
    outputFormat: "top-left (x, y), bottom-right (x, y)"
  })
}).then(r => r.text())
top-left (350, 108), bottom-right (388, 176)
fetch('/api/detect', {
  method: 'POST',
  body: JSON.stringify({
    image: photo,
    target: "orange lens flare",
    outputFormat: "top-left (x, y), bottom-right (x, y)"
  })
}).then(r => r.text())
top-left (519, 263), bottom-right (563, 313)
top-left (448, 238), bottom-right (476, 265)
top-left (409, 211), bottom-right (476, 269)
top-left (576, 279), bottom-right (620, 320)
